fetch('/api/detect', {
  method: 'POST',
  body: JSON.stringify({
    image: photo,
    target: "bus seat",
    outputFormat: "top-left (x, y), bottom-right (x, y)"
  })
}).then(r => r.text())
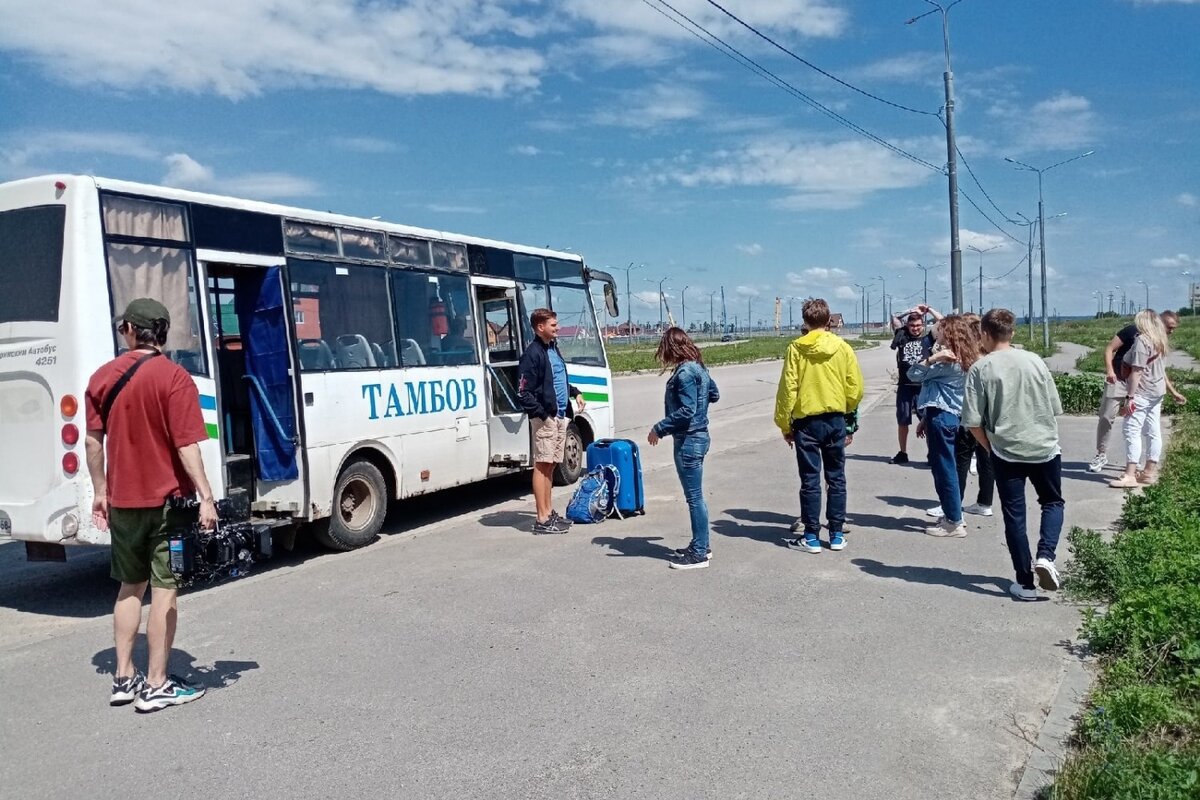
top-left (371, 342), bottom-right (388, 367)
top-left (298, 338), bottom-right (337, 370)
top-left (336, 334), bottom-right (376, 369)
top-left (399, 338), bottom-right (425, 366)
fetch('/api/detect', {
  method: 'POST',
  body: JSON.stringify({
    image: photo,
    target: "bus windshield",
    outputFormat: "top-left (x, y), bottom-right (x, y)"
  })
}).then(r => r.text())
top-left (0, 205), bottom-right (66, 324)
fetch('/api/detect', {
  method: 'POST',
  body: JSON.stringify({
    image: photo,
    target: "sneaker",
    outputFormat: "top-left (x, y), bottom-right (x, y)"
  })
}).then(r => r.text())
top-left (549, 510), bottom-right (573, 527)
top-left (926, 505), bottom-right (945, 518)
top-left (110, 671), bottom-right (145, 707)
top-left (668, 552), bottom-right (710, 570)
top-left (1087, 452), bottom-right (1108, 474)
top-left (890, 451), bottom-right (910, 465)
top-left (829, 532), bottom-right (846, 551)
top-left (133, 675), bottom-right (205, 713)
top-left (1108, 475), bottom-right (1140, 489)
top-left (673, 548), bottom-right (713, 560)
top-left (786, 532), bottom-right (822, 554)
top-left (1009, 583), bottom-right (1039, 602)
top-left (963, 503), bottom-right (994, 517)
top-left (1034, 558), bottom-right (1061, 591)
top-left (789, 517), bottom-right (802, 533)
top-left (924, 518), bottom-right (967, 538)
top-left (532, 517), bottom-right (569, 535)
top-left (969, 455), bottom-right (978, 475)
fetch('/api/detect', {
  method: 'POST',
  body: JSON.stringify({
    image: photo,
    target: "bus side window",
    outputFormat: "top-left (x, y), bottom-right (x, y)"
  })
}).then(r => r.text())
top-left (289, 260), bottom-right (390, 372)
top-left (391, 271), bottom-right (477, 368)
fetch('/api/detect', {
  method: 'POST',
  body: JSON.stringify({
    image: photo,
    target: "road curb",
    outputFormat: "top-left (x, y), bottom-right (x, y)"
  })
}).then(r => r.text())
top-left (1013, 643), bottom-right (1095, 799)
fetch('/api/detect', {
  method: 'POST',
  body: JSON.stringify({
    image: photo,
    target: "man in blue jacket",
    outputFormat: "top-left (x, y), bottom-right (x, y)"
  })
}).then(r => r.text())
top-left (518, 308), bottom-right (584, 534)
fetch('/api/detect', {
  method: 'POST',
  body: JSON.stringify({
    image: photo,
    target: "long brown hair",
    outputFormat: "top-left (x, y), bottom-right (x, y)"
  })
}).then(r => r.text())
top-left (655, 327), bottom-right (704, 370)
top-left (937, 314), bottom-right (983, 372)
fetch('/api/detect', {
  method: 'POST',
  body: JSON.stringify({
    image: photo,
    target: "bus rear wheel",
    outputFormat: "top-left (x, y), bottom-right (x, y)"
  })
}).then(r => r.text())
top-left (315, 458), bottom-right (387, 551)
top-left (553, 422), bottom-right (584, 486)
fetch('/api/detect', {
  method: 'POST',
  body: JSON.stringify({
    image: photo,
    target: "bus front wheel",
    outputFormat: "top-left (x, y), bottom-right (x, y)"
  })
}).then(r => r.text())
top-left (553, 422), bottom-right (584, 486)
top-left (315, 459), bottom-right (388, 551)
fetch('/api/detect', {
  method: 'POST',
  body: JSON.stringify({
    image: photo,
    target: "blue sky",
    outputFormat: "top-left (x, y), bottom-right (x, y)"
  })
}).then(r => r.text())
top-left (1, 0), bottom-right (1198, 324)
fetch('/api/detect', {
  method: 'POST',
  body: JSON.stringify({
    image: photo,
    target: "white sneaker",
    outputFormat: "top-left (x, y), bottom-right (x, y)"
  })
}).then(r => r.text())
top-left (924, 518), bottom-right (967, 538)
top-left (1034, 558), bottom-right (1061, 591)
top-left (926, 505), bottom-right (945, 518)
top-left (1087, 452), bottom-right (1108, 473)
top-left (969, 455), bottom-right (977, 475)
top-left (963, 503), bottom-right (993, 517)
top-left (1009, 583), bottom-right (1039, 602)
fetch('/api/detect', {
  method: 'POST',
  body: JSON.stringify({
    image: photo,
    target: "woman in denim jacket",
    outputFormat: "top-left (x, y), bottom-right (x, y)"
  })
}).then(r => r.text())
top-left (906, 315), bottom-right (982, 539)
top-left (647, 328), bottom-right (720, 570)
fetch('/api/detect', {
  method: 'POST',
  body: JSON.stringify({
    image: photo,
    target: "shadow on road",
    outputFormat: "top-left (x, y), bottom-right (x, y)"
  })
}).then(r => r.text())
top-left (844, 511), bottom-right (926, 534)
top-left (713, 510), bottom-right (792, 548)
top-left (851, 558), bottom-right (1009, 597)
top-left (1059, 461), bottom-right (1119, 485)
top-left (590, 535), bottom-right (673, 561)
top-left (874, 495), bottom-right (933, 511)
top-left (92, 637), bottom-right (259, 691)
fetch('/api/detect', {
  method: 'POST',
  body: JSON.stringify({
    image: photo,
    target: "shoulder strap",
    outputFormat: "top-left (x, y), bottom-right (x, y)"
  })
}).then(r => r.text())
top-left (100, 352), bottom-right (162, 428)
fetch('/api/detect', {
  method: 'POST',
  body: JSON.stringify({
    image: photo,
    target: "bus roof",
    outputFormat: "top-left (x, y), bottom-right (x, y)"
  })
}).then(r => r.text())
top-left (3, 174), bottom-right (584, 264)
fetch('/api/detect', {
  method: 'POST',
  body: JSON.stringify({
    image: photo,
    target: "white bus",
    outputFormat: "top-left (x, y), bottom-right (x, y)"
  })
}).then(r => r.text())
top-left (0, 175), bottom-right (619, 557)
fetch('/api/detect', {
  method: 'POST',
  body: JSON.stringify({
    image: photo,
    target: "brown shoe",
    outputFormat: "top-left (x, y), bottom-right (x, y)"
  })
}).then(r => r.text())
top-left (1109, 475), bottom-right (1140, 489)
top-left (1137, 471), bottom-right (1159, 486)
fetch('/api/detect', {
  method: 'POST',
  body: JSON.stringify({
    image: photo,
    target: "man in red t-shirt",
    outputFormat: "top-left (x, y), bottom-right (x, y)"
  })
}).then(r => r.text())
top-left (85, 298), bottom-right (217, 713)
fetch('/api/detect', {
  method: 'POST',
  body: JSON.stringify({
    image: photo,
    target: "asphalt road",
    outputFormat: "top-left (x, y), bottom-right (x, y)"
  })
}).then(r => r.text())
top-left (0, 343), bottom-right (1129, 799)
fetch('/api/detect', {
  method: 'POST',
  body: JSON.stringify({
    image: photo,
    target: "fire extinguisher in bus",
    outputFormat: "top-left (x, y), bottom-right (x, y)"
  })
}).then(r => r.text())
top-left (429, 292), bottom-right (449, 337)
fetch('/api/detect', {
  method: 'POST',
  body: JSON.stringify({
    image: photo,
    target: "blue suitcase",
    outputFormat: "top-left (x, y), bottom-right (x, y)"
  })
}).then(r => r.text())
top-left (586, 439), bottom-right (645, 516)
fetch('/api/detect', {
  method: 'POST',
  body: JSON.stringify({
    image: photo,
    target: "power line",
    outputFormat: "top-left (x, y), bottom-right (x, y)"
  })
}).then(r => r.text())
top-left (954, 141), bottom-right (1014, 224)
top-left (959, 187), bottom-right (1025, 245)
top-left (703, 0), bottom-right (940, 118)
top-left (643, 0), bottom-right (943, 172)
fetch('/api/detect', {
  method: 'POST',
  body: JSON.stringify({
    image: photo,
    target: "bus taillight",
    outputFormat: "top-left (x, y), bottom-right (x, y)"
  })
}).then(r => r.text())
top-left (60, 395), bottom-right (79, 418)
top-left (62, 452), bottom-right (79, 475)
top-left (62, 424), bottom-right (79, 446)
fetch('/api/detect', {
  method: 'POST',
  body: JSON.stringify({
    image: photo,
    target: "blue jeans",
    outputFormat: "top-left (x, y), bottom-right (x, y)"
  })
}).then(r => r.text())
top-left (673, 432), bottom-right (711, 555)
top-left (792, 413), bottom-right (847, 535)
top-left (991, 453), bottom-right (1065, 589)
top-left (925, 408), bottom-right (963, 524)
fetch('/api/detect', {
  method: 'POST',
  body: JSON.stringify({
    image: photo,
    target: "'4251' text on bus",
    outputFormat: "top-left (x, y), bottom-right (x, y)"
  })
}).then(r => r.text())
top-left (0, 175), bottom-right (620, 558)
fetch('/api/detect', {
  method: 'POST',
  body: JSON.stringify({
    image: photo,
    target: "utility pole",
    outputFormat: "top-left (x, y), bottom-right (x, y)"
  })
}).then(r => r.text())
top-left (621, 262), bottom-right (643, 338)
top-left (747, 297), bottom-right (752, 334)
top-left (1016, 214), bottom-right (1037, 340)
top-left (681, 285), bottom-right (689, 330)
top-left (967, 244), bottom-right (999, 311)
top-left (720, 286), bottom-right (728, 333)
top-left (854, 283), bottom-right (868, 334)
top-left (908, 1), bottom-right (965, 312)
top-left (874, 275), bottom-right (888, 325)
top-left (1137, 280), bottom-right (1149, 311)
top-left (915, 263), bottom-right (940, 306)
top-left (708, 291), bottom-right (716, 336)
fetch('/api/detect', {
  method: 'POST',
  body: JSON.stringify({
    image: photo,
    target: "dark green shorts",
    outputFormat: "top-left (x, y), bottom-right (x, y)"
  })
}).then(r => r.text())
top-left (109, 505), bottom-right (193, 590)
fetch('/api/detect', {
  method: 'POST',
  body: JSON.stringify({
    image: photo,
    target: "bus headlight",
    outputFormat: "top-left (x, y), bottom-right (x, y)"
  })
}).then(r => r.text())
top-left (61, 513), bottom-right (80, 539)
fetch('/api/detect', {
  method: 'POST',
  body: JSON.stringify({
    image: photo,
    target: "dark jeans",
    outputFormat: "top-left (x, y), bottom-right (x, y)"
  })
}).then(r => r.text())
top-left (991, 453), bottom-right (1065, 589)
top-left (792, 413), bottom-right (847, 535)
top-left (955, 428), bottom-right (994, 506)
top-left (925, 408), bottom-right (962, 524)
top-left (673, 432), bottom-right (711, 555)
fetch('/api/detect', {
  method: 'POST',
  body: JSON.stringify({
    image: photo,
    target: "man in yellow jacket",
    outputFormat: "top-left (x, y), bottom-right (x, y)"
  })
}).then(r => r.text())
top-left (774, 298), bottom-right (865, 554)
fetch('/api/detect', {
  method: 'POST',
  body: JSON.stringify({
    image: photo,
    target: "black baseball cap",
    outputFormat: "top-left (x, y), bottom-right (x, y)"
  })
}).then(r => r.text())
top-left (117, 298), bottom-right (171, 328)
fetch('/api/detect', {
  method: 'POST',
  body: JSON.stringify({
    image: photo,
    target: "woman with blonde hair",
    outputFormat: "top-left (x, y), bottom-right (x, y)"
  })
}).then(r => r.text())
top-left (647, 327), bottom-right (720, 570)
top-left (907, 314), bottom-right (983, 538)
top-left (1110, 309), bottom-right (1171, 488)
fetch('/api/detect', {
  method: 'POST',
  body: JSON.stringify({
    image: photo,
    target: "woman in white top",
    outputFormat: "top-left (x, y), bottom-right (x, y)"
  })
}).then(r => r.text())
top-left (1109, 309), bottom-right (1170, 488)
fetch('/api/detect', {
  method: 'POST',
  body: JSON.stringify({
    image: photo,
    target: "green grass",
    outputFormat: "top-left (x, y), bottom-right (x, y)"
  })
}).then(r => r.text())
top-left (1049, 414), bottom-right (1200, 798)
top-left (1049, 316), bottom-right (1200, 372)
top-left (607, 334), bottom-right (876, 374)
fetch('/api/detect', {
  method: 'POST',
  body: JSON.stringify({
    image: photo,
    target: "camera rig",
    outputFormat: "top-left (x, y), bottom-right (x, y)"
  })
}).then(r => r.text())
top-left (167, 494), bottom-right (272, 588)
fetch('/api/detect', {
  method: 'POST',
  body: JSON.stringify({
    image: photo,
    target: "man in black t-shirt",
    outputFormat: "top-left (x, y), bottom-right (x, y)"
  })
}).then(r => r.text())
top-left (888, 304), bottom-right (943, 464)
top-left (1088, 310), bottom-right (1185, 472)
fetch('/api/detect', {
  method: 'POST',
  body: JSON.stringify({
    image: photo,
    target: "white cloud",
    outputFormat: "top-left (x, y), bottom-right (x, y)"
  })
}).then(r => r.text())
top-left (512, 145), bottom-right (541, 156)
top-left (331, 136), bottom-right (399, 154)
top-left (642, 135), bottom-right (936, 210)
top-left (736, 243), bottom-right (764, 256)
top-left (592, 84), bottom-right (706, 130)
top-left (0, 0), bottom-right (545, 99)
top-left (161, 153), bottom-right (317, 198)
top-left (996, 92), bottom-right (1099, 153)
top-left (1178, 192), bottom-right (1198, 207)
top-left (632, 290), bottom-right (661, 306)
top-left (735, 285), bottom-right (760, 297)
top-left (845, 52), bottom-right (941, 84)
top-left (1, 130), bottom-right (158, 177)
top-left (799, 267), bottom-right (849, 282)
top-left (426, 203), bottom-right (486, 214)
top-left (933, 228), bottom-right (1013, 255)
top-left (1150, 253), bottom-right (1197, 269)
top-left (834, 285), bottom-right (858, 300)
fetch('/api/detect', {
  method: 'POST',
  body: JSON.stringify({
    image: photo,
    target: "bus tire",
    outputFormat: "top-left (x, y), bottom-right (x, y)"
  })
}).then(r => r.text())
top-left (553, 422), bottom-right (584, 486)
top-left (315, 459), bottom-right (387, 551)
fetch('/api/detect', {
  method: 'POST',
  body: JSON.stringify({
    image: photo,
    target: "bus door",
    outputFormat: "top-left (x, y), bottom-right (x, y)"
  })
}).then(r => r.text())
top-left (200, 254), bottom-right (304, 515)
top-left (474, 282), bottom-right (530, 472)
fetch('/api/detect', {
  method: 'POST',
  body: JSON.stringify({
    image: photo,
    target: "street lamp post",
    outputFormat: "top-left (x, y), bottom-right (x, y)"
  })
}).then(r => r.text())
top-left (709, 291), bottom-right (717, 336)
top-left (874, 275), bottom-right (887, 325)
top-left (966, 244), bottom-right (1000, 311)
top-left (681, 285), bottom-right (689, 330)
top-left (644, 276), bottom-right (671, 332)
top-left (1137, 280), bottom-right (1149, 311)
top-left (915, 263), bottom-right (941, 306)
top-left (747, 297), bottom-right (753, 334)
top-left (620, 262), bottom-right (644, 338)
top-left (853, 283), bottom-right (869, 334)
top-left (1005, 149), bottom-right (1095, 350)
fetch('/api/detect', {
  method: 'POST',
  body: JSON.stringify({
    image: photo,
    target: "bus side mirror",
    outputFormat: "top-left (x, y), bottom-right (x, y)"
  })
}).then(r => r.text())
top-left (603, 282), bottom-right (619, 318)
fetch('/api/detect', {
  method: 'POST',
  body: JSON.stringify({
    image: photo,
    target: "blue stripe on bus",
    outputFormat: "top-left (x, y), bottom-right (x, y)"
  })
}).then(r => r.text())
top-left (199, 395), bottom-right (217, 410)
top-left (569, 374), bottom-right (609, 386)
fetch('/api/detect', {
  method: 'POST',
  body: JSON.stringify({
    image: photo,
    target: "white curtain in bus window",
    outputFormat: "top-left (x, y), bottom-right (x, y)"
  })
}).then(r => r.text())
top-left (102, 196), bottom-right (187, 241)
top-left (430, 241), bottom-right (468, 273)
top-left (389, 235), bottom-right (432, 267)
top-left (391, 272), bottom-right (477, 367)
top-left (549, 283), bottom-right (604, 366)
top-left (106, 243), bottom-right (206, 375)
top-left (288, 261), bottom-right (392, 371)
top-left (339, 228), bottom-right (386, 262)
top-left (283, 221), bottom-right (339, 257)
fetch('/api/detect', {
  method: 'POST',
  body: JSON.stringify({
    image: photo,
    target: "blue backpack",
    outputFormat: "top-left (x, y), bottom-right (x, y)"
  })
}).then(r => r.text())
top-left (565, 465), bottom-right (621, 524)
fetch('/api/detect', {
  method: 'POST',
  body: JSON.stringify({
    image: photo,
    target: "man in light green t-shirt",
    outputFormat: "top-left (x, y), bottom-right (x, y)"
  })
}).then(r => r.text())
top-left (962, 309), bottom-right (1065, 602)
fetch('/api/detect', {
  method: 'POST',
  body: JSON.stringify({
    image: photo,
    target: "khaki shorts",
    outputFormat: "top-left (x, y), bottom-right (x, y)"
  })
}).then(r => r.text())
top-left (532, 416), bottom-right (570, 464)
top-left (109, 504), bottom-right (192, 590)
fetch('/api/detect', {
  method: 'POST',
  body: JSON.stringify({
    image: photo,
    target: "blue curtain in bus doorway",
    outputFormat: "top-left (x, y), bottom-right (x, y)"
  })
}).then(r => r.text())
top-left (234, 267), bottom-right (299, 482)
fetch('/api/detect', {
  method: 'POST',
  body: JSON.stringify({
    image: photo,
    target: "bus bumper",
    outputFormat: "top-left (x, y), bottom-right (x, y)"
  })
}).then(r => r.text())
top-left (0, 481), bottom-right (108, 547)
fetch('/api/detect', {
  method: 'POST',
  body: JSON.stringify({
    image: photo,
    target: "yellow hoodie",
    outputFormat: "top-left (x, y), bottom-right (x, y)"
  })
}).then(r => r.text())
top-left (774, 330), bottom-right (864, 434)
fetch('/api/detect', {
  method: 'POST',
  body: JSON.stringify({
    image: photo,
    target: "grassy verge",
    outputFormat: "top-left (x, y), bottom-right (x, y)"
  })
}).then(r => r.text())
top-left (1052, 372), bottom-right (1200, 416)
top-left (607, 335), bottom-right (875, 374)
top-left (1049, 412), bottom-right (1200, 798)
